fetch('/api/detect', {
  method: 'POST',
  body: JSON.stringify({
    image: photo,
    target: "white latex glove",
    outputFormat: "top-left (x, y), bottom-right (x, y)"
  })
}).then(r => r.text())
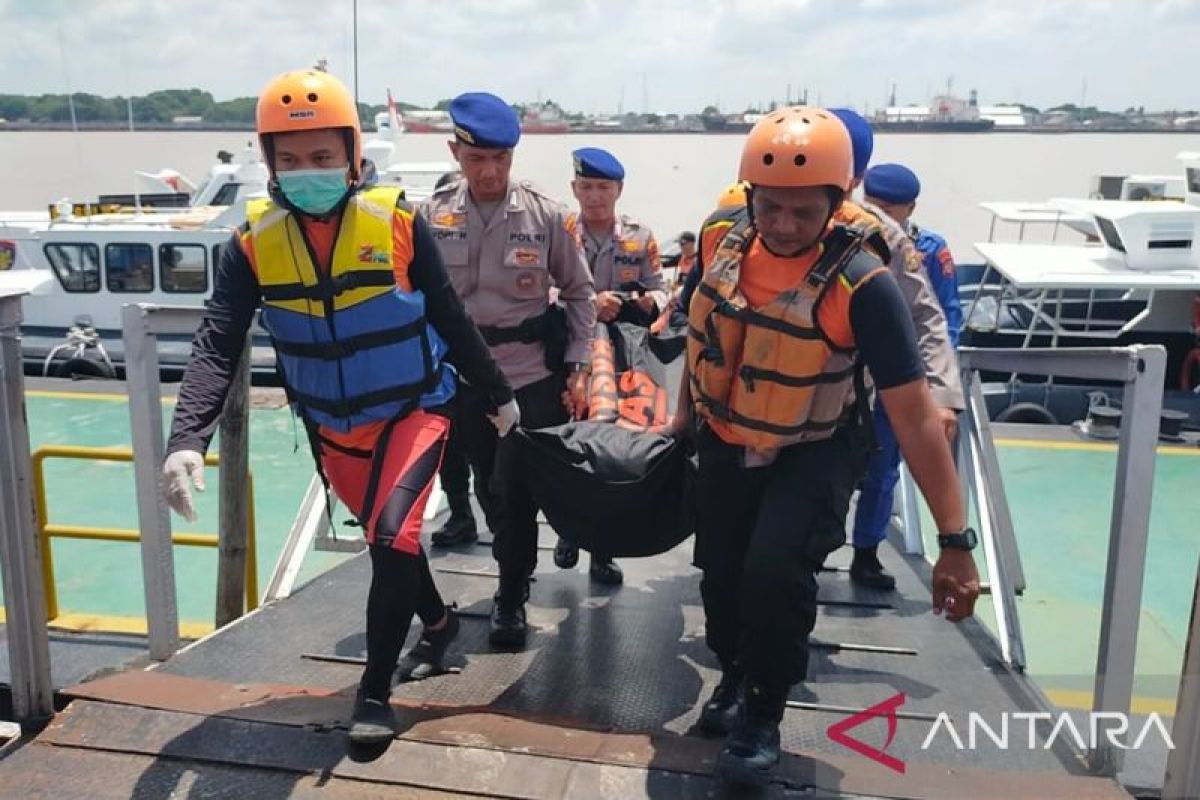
top-left (163, 449), bottom-right (205, 522)
top-left (488, 399), bottom-right (521, 438)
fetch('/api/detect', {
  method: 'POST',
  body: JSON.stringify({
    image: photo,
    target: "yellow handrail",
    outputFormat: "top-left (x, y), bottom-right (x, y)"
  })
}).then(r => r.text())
top-left (31, 445), bottom-right (259, 625)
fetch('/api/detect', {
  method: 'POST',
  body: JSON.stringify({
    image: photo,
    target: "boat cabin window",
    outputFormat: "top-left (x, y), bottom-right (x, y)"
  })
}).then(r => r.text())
top-left (105, 243), bottom-right (154, 293)
top-left (210, 182), bottom-right (240, 206)
top-left (1188, 168), bottom-right (1200, 195)
top-left (159, 244), bottom-right (208, 293)
top-left (212, 243), bottom-right (224, 269)
top-left (44, 243), bottom-right (101, 293)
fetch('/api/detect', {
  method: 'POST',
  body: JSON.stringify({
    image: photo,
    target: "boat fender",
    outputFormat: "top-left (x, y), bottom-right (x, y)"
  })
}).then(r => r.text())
top-left (995, 402), bottom-right (1057, 425)
top-left (53, 355), bottom-right (116, 381)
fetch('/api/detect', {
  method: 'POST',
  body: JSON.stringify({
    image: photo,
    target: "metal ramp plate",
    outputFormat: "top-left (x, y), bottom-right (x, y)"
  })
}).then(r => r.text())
top-left (0, 504), bottom-right (1133, 797)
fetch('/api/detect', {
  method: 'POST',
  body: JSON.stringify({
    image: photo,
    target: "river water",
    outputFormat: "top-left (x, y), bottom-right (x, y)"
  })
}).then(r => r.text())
top-left (2, 130), bottom-right (1196, 260)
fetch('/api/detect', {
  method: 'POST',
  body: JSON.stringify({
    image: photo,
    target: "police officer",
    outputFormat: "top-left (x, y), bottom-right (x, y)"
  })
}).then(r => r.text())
top-left (551, 146), bottom-right (668, 585)
top-left (161, 71), bottom-right (516, 744)
top-left (419, 92), bottom-right (596, 648)
top-left (828, 107), bottom-right (964, 590)
top-left (851, 163), bottom-right (963, 585)
top-left (668, 108), bottom-right (979, 787)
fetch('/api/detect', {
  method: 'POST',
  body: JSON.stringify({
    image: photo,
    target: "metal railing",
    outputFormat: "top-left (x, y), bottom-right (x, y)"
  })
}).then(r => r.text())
top-left (121, 303), bottom-right (253, 660)
top-left (30, 445), bottom-right (259, 625)
top-left (954, 345), bottom-right (1166, 776)
top-left (0, 289), bottom-right (53, 728)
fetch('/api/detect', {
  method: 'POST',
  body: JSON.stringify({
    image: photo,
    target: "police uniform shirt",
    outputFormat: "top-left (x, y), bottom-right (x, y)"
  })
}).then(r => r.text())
top-left (844, 200), bottom-right (964, 410)
top-left (574, 214), bottom-right (668, 312)
top-left (420, 177), bottom-right (596, 391)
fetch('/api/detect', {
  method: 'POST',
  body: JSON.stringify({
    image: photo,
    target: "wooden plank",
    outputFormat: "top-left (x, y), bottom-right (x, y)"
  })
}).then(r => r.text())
top-left (36, 696), bottom-right (1130, 800)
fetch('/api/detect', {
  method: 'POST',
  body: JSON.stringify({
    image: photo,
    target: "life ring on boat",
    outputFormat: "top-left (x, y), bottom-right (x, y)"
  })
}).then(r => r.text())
top-left (995, 402), bottom-right (1057, 425)
top-left (1182, 347), bottom-right (1200, 392)
top-left (52, 355), bottom-right (117, 380)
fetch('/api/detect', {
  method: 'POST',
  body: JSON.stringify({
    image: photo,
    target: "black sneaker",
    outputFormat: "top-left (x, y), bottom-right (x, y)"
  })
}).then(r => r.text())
top-left (588, 556), bottom-right (624, 586)
top-left (849, 546), bottom-right (897, 591)
top-left (698, 671), bottom-right (743, 735)
top-left (348, 689), bottom-right (396, 745)
top-left (397, 606), bottom-right (460, 681)
top-left (716, 715), bottom-right (781, 787)
top-left (554, 537), bottom-right (579, 569)
top-left (488, 577), bottom-right (529, 648)
top-left (431, 509), bottom-right (478, 548)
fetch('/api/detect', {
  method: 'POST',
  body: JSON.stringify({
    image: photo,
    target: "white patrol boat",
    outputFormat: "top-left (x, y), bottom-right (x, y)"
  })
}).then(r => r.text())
top-left (0, 132), bottom-right (451, 380)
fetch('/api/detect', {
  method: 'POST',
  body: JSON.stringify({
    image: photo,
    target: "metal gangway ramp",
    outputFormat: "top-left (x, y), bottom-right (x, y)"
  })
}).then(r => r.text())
top-left (0, 525), bottom-right (1135, 799)
top-left (2, 295), bottom-right (1194, 798)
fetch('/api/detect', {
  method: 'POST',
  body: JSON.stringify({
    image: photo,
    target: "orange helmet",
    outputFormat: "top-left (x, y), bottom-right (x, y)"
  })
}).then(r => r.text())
top-left (256, 70), bottom-right (362, 177)
top-left (738, 106), bottom-right (853, 191)
top-left (717, 181), bottom-right (748, 208)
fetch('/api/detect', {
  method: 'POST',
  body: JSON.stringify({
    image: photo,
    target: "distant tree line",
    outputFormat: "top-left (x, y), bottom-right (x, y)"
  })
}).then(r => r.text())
top-left (0, 89), bottom-right (418, 126)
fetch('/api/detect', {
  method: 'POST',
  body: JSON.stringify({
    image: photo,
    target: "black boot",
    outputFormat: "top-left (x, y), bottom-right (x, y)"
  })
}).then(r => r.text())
top-left (489, 574), bottom-right (529, 648)
top-left (588, 555), bottom-right (624, 586)
top-left (716, 714), bottom-right (781, 787)
top-left (850, 545), bottom-right (896, 591)
top-left (397, 605), bottom-right (460, 681)
top-left (349, 688), bottom-right (396, 745)
top-left (554, 537), bottom-right (579, 569)
top-left (431, 493), bottom-right (478, 548)
top-left (698, 669), bottom-right (743, 735)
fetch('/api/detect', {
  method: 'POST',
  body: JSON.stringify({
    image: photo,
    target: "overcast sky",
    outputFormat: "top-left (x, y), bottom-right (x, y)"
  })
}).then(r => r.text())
top-left (3, 0), bottom-right (1198, 113)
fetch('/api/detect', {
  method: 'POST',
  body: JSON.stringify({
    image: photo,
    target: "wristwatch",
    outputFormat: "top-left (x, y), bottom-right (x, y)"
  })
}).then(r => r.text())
top-left (566, 361), bottom-right (590, 374)
top-left (937, 527), bottom-right (978, 551)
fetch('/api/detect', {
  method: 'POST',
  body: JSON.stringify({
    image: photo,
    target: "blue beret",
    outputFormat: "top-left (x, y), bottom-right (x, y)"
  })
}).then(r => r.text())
top-left (448, 92), bottom-right (520, 149)
top-left (828, 107), bottom-right (874, 178)
top-left (864, 163), bottom-right (921, 204)
top-left (572, 147), bottom-right (624, 181)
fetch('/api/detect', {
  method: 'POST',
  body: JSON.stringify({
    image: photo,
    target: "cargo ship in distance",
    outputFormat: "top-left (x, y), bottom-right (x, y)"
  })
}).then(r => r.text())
top-left (872, 89), bottom-right (996, 132)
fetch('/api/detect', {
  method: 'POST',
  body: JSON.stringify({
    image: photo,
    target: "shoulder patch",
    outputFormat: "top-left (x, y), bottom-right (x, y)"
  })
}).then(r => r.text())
top-left (937, 246), bottom-right (955, 277)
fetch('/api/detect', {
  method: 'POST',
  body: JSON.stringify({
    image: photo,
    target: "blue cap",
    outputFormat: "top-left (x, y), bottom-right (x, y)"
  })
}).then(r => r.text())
top-left (448, 92), bottom-right (520, 149)
top-left (572, 147), bottom-right (625, 181)
top-left (828, 107), bottom-right (874, 178)
top-left (864, 163), bottom-right (921, 204)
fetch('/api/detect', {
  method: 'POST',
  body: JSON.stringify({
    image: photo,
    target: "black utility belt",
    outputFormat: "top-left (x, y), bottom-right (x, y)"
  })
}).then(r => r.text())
top-left (478, 306), bottom-right (568, 371)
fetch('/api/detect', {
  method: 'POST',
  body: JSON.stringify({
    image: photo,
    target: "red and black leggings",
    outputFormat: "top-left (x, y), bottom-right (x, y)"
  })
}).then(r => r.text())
top-left (321, 410), bottom-right (451, 699)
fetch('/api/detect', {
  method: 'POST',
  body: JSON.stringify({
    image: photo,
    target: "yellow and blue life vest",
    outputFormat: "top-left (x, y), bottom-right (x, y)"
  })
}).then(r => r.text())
top-left (243, 186), bottom-right (455, 432)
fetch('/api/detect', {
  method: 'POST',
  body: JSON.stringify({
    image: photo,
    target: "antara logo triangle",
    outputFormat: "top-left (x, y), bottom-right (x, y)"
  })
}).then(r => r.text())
top-left (825, 692), bottom-right (907, 774)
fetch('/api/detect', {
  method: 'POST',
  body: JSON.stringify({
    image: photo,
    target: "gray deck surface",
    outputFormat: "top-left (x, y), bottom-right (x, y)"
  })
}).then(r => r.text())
top-left (0, 502), bottom-right (1134, 798)
top-left (0, 626), bottom-right (149, 702)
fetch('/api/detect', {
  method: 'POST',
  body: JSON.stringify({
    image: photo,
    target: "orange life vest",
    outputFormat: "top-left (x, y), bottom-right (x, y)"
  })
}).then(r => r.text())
top-left (687, 212), bottom-right (886, 451)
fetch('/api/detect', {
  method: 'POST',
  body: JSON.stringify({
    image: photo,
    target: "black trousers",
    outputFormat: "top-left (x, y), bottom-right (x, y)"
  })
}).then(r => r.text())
top-left (361, 546), bottom-right (445, 699)
top-left (693, 424), bottom-right (866, 720)
top-left (455, 374), bottom-right (569, 581)
top-left (438, 423), bottom-right (472, 498)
